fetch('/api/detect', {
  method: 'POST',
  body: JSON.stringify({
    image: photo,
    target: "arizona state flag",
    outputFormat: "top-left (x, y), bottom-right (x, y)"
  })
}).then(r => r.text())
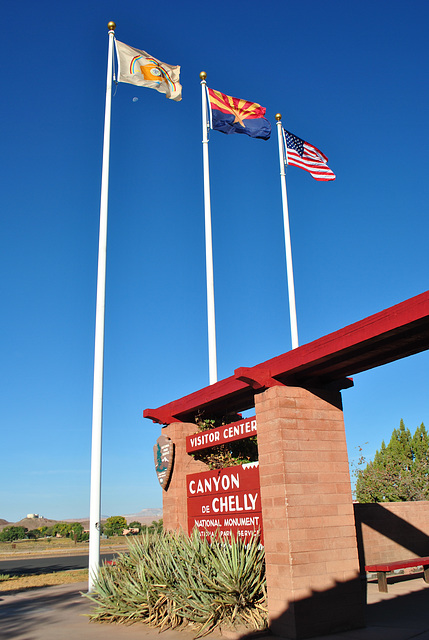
top-left (207, 88), bottom-right (271, 140)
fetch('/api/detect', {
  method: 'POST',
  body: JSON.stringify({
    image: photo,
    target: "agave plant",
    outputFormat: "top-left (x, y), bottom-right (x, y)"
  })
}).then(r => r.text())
top-left (172, 530), bottom-right (267, 636)
top-left (85, 528), bottom-right (267, 637)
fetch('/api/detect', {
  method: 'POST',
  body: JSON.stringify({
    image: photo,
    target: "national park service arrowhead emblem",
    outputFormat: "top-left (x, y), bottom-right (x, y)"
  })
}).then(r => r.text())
top-left (153, 435), bottom-right (174, 490)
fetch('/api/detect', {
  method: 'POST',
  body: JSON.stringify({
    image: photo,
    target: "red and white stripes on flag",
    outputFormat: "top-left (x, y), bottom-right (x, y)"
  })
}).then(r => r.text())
top-left (283, 129), bottom-right (336, 181)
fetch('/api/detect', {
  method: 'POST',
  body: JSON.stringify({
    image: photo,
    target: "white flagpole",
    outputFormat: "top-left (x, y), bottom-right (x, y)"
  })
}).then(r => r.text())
top-left (200, 72), bottom-right (218, 384)
top-left (275, 114), bottom-right (299, 349)
top-left (88, 20), bottom-right (116, 592)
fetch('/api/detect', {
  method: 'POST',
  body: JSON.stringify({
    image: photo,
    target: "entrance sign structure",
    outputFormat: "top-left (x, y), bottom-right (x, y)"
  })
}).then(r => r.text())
top-left (186, 416), bottom-right (261, 540)
top-left (187, 462), bottom-right (262, 541)
top-left (144, 291), bottom-right (429, 639)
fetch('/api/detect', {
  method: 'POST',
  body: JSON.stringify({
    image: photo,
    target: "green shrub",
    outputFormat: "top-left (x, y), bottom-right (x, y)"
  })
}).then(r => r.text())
top-left (85, 528), bottom-right (267, 636)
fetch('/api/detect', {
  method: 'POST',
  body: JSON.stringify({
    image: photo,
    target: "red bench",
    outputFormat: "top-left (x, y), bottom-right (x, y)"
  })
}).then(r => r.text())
top-left (365, 557), bottom-right (429, 592)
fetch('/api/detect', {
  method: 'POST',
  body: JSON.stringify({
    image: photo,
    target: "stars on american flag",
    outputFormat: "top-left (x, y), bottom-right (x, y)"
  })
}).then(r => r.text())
top-left (284, 130), bottom-right (305, 156)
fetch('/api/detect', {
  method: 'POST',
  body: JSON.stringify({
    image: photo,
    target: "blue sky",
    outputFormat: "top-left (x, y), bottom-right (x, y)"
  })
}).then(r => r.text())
top-left (1, 0), bottom-right (428, 522)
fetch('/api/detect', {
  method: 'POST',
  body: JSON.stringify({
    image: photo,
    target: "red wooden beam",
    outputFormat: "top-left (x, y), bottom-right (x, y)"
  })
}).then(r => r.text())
top-left (144, 375), bottom-right (250, 425)
top-left (238, 289), bottom-right (429, 386)
top-left (143, 291), bottom-right (429, 425)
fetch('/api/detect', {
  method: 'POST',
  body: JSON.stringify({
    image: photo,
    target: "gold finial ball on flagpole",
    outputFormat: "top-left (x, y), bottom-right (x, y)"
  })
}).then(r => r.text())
top-left (107, 21), bottom-right (116, 31)
top-left (200, 71), bottom-right (207, 80)
top-left (275, 113), bottom-right (282, 121)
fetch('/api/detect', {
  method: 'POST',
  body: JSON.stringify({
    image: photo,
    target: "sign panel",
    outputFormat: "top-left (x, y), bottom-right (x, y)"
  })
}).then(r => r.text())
top-left (153, 435), bottom-right (174, 490)
top-left (186, 417), bottom-right (257, 453)
top-left (187, 462), bottom-right (263, 541)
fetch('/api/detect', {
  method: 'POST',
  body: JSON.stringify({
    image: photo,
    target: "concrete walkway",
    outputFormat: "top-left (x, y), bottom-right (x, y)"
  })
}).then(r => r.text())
top-left (0, 576), bottom-right (428, 640)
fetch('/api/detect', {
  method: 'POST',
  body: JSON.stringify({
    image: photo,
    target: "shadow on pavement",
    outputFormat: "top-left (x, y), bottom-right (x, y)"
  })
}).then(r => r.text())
top-left (0, 588), bottom-right (84, 640)
top-left (0, 578), bottom-right (428, 640)
top-left (365, 585), bottom-right (429, 631)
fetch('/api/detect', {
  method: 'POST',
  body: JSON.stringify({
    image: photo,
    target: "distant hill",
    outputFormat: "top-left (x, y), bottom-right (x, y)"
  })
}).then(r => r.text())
top-left (127, 508), bottom-right (162, 518)
top-left (0, 517), bottom-right (57, 531)
top-left (15, 517), bottom-right (58, 530)
top-left (63, 509), bottom-right (162, 525)
top-left (0, 508), bottom-right (162, 531)
top-left (120, 508), bottom-right (162, 525)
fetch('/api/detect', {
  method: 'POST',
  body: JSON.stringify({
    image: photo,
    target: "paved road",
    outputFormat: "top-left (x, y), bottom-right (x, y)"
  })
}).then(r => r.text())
top-left (0, 553), bottom-right (117, 576)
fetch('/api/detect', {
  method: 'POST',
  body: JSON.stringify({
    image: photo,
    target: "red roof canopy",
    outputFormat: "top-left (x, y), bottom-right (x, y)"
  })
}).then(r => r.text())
top-left (144, 291), bottom-right (429, 425)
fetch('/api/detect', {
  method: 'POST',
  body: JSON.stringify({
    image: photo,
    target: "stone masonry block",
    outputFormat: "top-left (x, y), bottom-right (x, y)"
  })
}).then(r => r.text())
top-left (256, 385), bottom-right (363, 638)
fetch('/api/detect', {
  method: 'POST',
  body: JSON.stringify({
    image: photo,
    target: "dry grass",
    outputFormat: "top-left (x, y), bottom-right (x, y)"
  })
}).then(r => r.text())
top-left (0, 569), bottom-right (88, 594)
top-left (0, 536), bottom-right (127, 557)
top-left (0, 538), bottom-right (84, 554)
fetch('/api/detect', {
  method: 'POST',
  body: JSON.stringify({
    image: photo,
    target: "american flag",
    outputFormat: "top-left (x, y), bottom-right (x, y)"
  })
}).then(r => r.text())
top-left (283, 129), bottom-right (335, 181)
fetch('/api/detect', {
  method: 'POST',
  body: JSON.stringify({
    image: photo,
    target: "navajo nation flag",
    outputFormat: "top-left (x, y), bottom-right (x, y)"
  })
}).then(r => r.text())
top-left (283, 129), bottom-right (335, 181)
top-left (207, 88), bottom-right (271, 140)
top-left (115, 40), bottom-right (182, 101)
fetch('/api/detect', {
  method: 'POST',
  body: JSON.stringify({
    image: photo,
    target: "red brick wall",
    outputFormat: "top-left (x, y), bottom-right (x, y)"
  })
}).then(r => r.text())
top-left (255, 385), bottom-right (364, 639)
top-left (354, 501), bottom-right (429, 568)
top-left (161, 422), bottom-right (208, 533)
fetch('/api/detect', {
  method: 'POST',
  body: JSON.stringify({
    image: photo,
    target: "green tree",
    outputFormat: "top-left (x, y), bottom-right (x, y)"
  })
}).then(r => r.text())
top-left (0, 526), bottom-right (28, 541)
top-left (51, 522), bottom-right (72, 537)
top-left (103, 516), bottom-right (127, 537)
top-left (356, 421), bottom-right (429, 502)
top-left (68, 522), bottom-right (83, 537)
top-left (388, 419), bottom-right (413, 470)
top-left (68, 522), bottom-right (84, 542)
top-left (412, 423), bottom-right (429, 463)
top-left (148, 518), bottom-right (163, 533)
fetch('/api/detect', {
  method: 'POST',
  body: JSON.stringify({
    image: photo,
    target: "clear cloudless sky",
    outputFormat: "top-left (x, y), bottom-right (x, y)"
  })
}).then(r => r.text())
top-left (1, 0), bottom-right (428, 522)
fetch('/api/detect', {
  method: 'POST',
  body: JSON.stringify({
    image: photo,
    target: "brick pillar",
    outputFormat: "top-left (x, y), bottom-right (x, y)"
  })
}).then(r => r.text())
top-left (161, 422), bottom-right (208, 533)
top-left (255, 385), bottom-right (364, 639)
